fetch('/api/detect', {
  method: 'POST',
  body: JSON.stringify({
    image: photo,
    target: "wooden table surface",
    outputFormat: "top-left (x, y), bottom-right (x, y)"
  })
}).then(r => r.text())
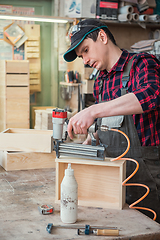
top-left (0, 166), bottom-right (160, 240)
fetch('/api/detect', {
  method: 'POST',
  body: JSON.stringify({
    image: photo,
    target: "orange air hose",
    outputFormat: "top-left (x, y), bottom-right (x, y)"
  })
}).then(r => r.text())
top-left (110, 128), bottom-right (157, 221)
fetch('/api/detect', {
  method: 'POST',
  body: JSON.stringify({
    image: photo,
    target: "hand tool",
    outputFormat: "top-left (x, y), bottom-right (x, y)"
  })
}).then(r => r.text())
top-left (52, 109), bottom-right (107, 160)
top-left (46, 223), bottom-right (119, 236)
top-left (38, 205), bottom-right (54, 215)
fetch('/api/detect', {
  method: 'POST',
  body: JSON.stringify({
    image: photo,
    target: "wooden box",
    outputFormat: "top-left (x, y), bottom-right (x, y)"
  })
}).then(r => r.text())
top-left (0, 128), bottom-right (53, 153)
top-left (55, 157), bottom-right (126, 210)
top-left (0, 151), bottom-right (56, 171)
top-left (0, 60), bottom-right (30, 132)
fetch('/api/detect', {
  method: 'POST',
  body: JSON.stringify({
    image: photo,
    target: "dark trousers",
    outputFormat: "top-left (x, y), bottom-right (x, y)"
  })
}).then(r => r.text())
top-left (98, 115), bottom-right (160, 223)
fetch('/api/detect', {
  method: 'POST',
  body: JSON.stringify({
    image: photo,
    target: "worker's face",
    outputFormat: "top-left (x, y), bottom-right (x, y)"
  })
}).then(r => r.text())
top-left (75, 30), bottom-right (108, 71)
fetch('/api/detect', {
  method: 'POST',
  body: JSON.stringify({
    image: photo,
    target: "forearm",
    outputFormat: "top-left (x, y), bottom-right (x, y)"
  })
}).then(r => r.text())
top-left (91, 93), bottom-right (143, 119)
top-left (67, 93), bottom-right (143, 139)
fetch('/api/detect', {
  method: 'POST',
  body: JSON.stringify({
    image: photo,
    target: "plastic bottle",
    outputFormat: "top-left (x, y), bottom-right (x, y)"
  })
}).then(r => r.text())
top-left (60, 163), bottom-right (78, 223)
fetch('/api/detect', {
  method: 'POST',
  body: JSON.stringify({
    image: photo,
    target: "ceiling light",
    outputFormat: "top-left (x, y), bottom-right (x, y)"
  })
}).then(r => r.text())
top-left (0, 14), bottom-right (73, 23)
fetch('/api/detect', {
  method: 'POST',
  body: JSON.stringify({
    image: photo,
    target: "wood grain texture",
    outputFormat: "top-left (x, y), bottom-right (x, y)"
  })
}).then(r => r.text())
top-left (0, 128), bottom-right (53, 153)
top-left (0, 151), bottom-right (56, 171)
top-left (55, 157), bottom-right (126, 210)
top-left (0, 166), bottom-right (160, 240)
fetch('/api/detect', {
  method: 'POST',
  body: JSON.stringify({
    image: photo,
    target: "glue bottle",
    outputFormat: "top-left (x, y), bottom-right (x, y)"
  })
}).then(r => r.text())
top-left (60, 163), bottom-right (78, 223)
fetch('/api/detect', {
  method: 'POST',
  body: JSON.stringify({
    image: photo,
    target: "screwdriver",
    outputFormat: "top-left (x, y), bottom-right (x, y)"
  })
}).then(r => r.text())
top-left (77, 224), bottom-right (119, 236)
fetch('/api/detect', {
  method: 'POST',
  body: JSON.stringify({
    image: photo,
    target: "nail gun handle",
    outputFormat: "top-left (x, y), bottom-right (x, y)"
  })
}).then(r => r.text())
top-left (96, 229), bottom-right (119, 236)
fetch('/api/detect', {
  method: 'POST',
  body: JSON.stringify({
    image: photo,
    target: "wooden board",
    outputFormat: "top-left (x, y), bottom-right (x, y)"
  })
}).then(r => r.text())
top-left (25, 25), bottom-right (41, 93)
top-left (6, 74), bottom-right (29, 86)
top-left (6, 60), bottom-right (29, 73)
top-left (0, 128), bottom-right (53, 153)
top-left (0, 151), bottom-right (56, 171)
top-left (55, 156), bottom-right (126, 210)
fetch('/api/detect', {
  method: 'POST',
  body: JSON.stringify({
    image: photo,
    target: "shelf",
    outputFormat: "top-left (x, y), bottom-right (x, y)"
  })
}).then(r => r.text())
top-left (106, 21), bottom-right (160, 28)
top-left (60, 81), bottom-right (81, 86)
top-left (86, 18), bottom-right (160, 29)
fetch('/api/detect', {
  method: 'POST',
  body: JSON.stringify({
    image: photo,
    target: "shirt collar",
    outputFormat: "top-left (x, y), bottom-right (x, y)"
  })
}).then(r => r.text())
top-left (110, 49), bottom-right (130, 73)
top-left (98, 49), bottom-right (130, 78)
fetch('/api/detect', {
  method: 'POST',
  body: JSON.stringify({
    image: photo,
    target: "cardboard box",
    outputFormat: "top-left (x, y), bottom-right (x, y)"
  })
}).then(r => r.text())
top-left (96, 0), bottom-right (118, 20)
top-left (64, 0), bottom-right (96, 18)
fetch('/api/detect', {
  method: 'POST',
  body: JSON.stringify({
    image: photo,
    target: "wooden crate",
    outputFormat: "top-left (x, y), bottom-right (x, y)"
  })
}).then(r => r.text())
top-left (0, 128), bottom-right (53, 153)
top-left (55, 157), bottom-right (126, 210)
top-left (0, 60), bottom-right (30, 132)
top-left (0, 151), bottom-right (56, 171)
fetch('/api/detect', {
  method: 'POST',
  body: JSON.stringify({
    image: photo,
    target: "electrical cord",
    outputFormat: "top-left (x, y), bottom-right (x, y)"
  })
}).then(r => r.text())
top-left (110, 128), bottom-right (157, 221)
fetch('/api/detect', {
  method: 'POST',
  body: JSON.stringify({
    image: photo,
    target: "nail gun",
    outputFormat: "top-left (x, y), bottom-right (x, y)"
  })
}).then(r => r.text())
top-left (52, 108), bottom-right (108, 161)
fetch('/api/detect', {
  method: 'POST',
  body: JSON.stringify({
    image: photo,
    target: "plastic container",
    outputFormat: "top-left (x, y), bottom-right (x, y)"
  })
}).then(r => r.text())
top-left (60, 163), bottom-right (78, 223)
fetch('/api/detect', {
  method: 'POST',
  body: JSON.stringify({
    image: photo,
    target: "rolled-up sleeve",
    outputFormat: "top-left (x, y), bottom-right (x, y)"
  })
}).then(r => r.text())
top-left (131, 55), bottom-right (160, 113)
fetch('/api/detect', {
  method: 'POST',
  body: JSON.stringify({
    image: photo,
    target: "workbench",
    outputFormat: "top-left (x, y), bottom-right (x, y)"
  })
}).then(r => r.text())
top-left (0, 166), bottom-right (160, 240)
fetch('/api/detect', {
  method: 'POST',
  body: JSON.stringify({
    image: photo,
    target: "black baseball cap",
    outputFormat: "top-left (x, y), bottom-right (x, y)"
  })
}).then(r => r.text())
top-left (63, 18), bottom-right (108, 62)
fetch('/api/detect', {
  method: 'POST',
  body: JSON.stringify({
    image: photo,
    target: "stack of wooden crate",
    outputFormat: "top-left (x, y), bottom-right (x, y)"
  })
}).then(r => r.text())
top-left (0, 128), bottom-right (56, 171)
top-left (34, 109), bottom-right (53, 130)
top-left (33, 107), bottom-right (55, 130)
top-left (0, 60), bottom-right (30, 132)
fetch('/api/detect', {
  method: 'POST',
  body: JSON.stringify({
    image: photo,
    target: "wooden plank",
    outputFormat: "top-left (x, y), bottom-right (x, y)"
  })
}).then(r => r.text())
top-left (6, 60), bottom-right (29, 73)
top-left (6, 98), bottom-right (29, 112)
top-left (30, 79), bottom-right (40, 85)
top-left (6, 122), bottom-right (29, 129)
top-left (55, 157), bottom-right (126, 210)
top-left (6, 86), bottom-right (29, 99)
top-left (26, 53), bottom-right (40, 58)
top-left (6, 110), bottom-right (29, 123)
top-left (6, 74), bottom-right (29, 86)
top-left (25, 25), bottom-right (41, 93)
top-left (0, 61), bottom-right (6, 132)
top-left (29, 73), bottom-right (40, 79)
top-left (0, 151), bottom-right (56, 171)
top-left (26, 47), bottom-right (39, 52)
top-left (26, 41), bottom-right (39, 47)
top-left (0, 128), bottom-right (53, 153)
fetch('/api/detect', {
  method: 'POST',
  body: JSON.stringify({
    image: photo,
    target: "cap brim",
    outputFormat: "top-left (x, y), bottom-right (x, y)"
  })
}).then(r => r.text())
top-left (63, 38), bottom-right (81, 62)
top-left (63, 24), bottom-right (108, 62)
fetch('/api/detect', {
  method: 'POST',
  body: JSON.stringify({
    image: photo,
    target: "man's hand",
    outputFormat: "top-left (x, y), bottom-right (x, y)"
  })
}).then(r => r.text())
top-left (67, 92), bottom-right (143, 139)
top-left (67, 105), bottom-right (95, 139)
top-left (83, 132), bottom-right (99, 145)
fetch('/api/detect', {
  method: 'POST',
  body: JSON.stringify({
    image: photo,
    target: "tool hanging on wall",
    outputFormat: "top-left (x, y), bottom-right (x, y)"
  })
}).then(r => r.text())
top-left (46, 223), bottom-right (119, 236)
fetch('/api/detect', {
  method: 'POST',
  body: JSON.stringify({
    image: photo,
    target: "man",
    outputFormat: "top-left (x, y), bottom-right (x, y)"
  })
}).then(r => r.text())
top-left (63, 18), bottom-right (160, 223)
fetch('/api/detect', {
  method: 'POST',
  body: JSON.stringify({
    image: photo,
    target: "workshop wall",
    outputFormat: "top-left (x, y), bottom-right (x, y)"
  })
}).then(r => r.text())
top-left (0, 0), bottom-right (53, 127)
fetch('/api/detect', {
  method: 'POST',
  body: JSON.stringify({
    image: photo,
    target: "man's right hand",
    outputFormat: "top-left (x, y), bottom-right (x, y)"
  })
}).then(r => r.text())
top-left (83, 132), bottom-right (99, 145)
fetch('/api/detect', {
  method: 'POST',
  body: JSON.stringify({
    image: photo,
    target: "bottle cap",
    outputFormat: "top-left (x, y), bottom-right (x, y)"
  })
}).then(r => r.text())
top-left (65, 163), bottom-right (74, 176)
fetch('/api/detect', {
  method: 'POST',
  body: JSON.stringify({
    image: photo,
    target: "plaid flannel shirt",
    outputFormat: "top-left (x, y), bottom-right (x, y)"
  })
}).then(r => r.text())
top-left (93, 49), bottom-right (160, 146)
